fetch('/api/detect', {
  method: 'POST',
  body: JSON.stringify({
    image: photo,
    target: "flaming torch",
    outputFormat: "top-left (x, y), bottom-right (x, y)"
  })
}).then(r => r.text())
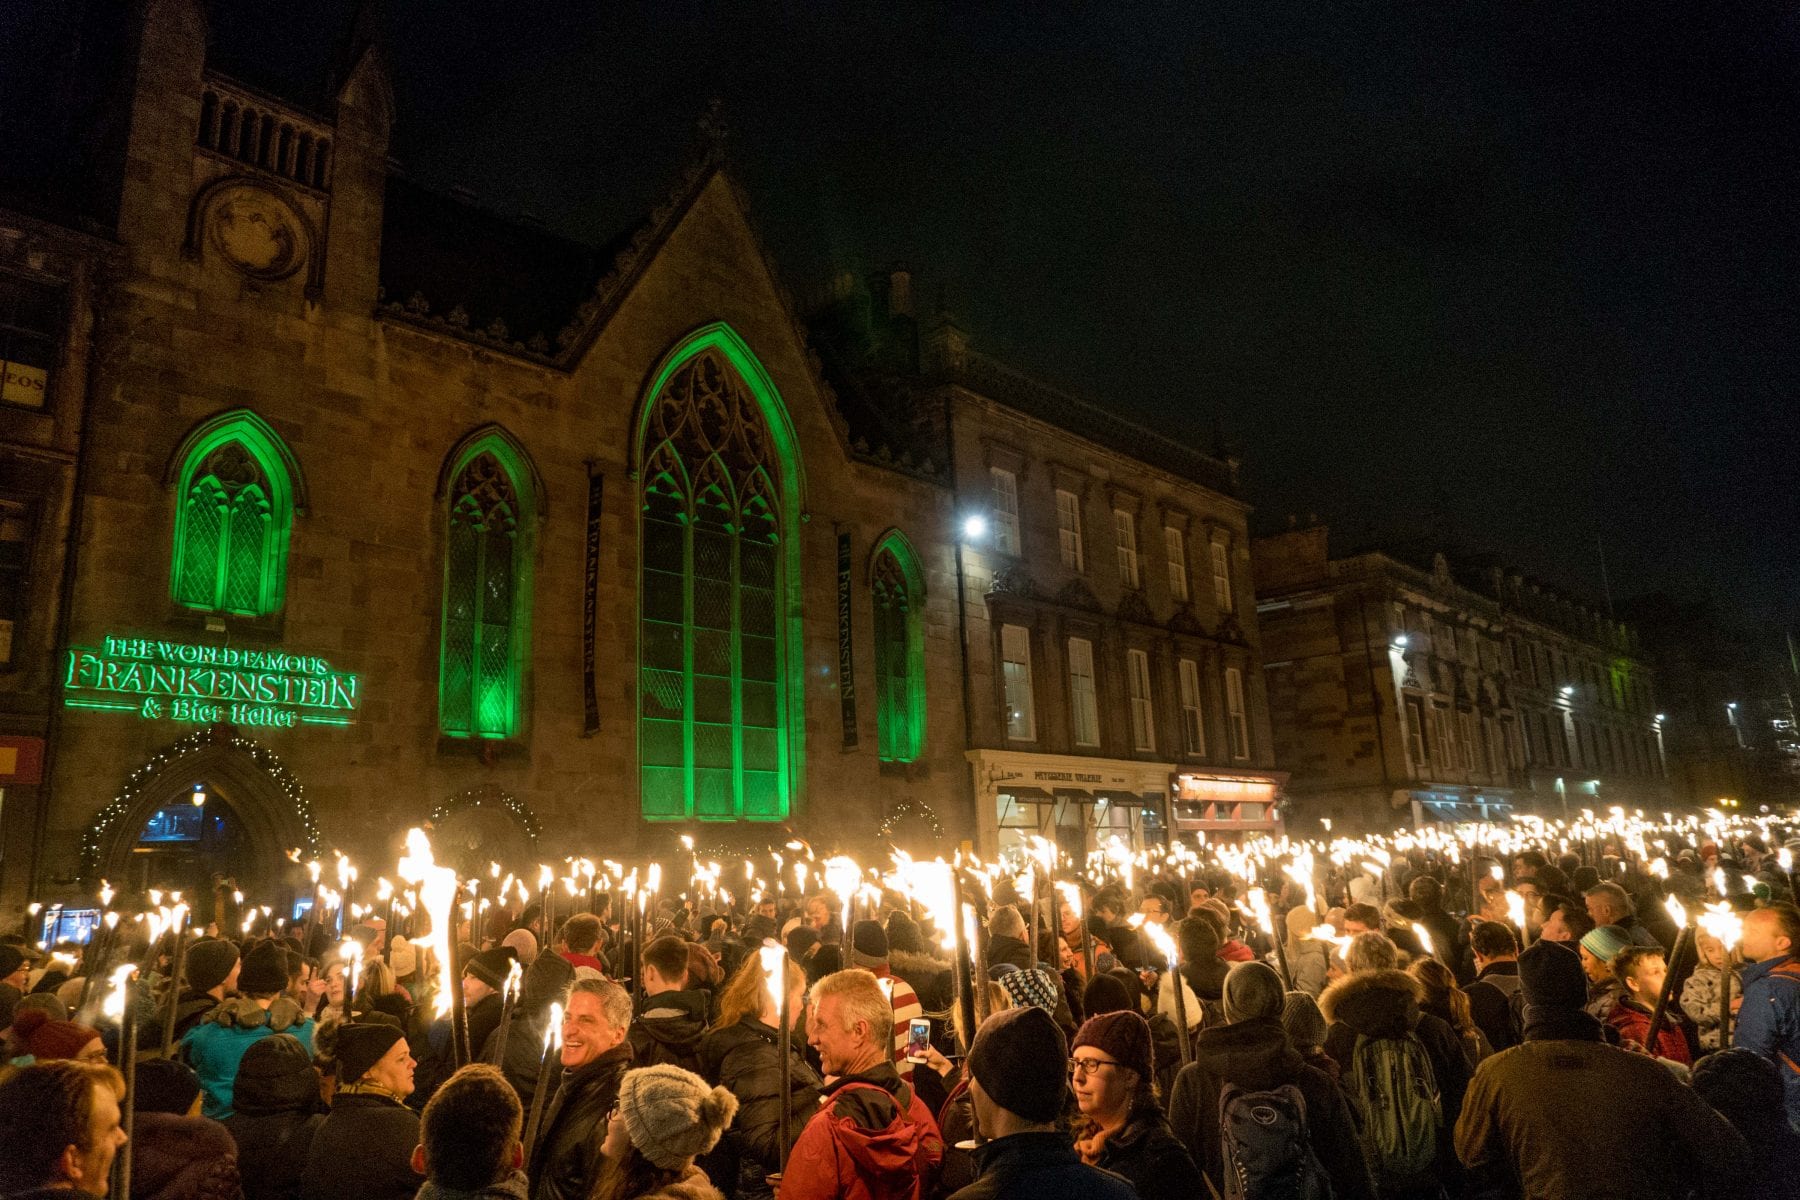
top-left (522, 1001), bottom-right (564, 1161)
top-left (398, 827), bottom-right (461, 1060)
top-left (1644, 896), bottom-right (1690, 1053)
top-left (760, 942), bottom-right (794, 1174)
top-left (1698, 902), bottom-right (1743, 1044)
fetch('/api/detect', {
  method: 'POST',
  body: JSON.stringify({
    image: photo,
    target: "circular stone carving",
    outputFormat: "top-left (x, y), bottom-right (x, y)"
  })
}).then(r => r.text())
top-left (207, 184), bottom-right (305, 280)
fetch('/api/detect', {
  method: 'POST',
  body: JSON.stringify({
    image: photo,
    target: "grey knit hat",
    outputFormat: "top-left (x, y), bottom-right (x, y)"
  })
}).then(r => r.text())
top-left (617, 1065), bottom-right (739, 1169)
top-left (1280, 991), bottom-right (1328, 1050)
top-left (1222, 961), bottom-right (1285, 1023)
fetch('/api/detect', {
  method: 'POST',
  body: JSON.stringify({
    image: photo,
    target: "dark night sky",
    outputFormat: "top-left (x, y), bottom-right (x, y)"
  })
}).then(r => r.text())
top-left (220, 1), bottom-right (1797, 632)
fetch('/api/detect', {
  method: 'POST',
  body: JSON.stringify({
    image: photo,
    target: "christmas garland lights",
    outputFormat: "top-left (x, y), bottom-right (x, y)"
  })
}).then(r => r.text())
top-left (430, 785), bottom-right (542, 844)
top-left (80, 725), bottom-right (320, 880)
top-left (879, 799), bottom-right (944, 841)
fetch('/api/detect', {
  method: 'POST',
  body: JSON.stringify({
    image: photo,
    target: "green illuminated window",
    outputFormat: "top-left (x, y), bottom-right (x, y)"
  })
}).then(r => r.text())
top-left (169, 412), bottom-right (298, 617)
top-left (871, 531), bottom-right (925, 762)
top-left (438, 434), bottom-right (536, 739)
top-left (637, 327), bottom-right (804, 821)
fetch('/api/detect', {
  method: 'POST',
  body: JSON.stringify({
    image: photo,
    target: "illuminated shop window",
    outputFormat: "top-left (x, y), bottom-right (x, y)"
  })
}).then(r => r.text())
top-left (637, 327), bottom-right (803, 821)
top-left (871, 531), bottom-right (925, 763)
top-left (440, 437), bottom-right (535, 739)
top-left (169, 411), bottom-right (298, 617)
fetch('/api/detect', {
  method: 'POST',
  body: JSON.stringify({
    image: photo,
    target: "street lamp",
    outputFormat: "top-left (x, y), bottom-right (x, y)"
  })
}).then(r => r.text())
top-left (961, 514), bottom-right (988, 542)
top-left (1560, 685), bottom-right (1575, 698)
top-left (1392, 633), bottom-right (1409, 650)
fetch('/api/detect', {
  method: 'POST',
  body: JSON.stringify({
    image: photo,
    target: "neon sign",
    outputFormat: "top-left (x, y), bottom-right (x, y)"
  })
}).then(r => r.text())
top-left (64, 635), bottom-right (360, 729)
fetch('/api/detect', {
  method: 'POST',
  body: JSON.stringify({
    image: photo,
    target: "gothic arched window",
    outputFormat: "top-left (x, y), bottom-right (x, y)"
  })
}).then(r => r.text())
top-left (439, 435), bottom-right (536, 739)
top-left (871, 531), bottom-right (926, 763)
top-left (169, 412), bottom-right (299, 617)
top-left (638, 329), bottom-right (802, 821)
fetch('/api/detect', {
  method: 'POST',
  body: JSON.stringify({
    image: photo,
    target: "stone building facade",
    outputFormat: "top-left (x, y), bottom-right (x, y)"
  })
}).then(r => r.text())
top-left (0, 1), bottom-right (1279, 912)
top-left (1254, 523), bottom-right (1668, 831)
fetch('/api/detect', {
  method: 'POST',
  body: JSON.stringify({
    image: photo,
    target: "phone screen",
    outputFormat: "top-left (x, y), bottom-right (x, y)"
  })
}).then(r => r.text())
top-left (906, 1018), bottom-right (931, 1061)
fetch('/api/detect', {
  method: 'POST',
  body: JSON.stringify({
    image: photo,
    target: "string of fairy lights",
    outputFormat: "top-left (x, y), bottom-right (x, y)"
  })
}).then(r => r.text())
top-left (78, 726), bottom-right (321, 879)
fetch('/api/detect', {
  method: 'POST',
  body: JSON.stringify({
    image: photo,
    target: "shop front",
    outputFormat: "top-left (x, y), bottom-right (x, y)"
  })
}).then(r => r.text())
top-left (1169, 769), bottom-right (1289, 842)
top-left (968, 749), bottom-right (1176, 860)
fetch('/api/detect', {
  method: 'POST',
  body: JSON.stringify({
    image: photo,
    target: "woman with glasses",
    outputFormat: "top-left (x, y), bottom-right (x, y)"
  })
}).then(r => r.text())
top-left (1067, 1010), bottom-right (1201, 1200)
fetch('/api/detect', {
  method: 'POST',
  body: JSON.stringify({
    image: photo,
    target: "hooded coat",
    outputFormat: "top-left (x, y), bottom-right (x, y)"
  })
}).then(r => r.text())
top-left (778, 1061), bottom-right (943, 1200)
top-left (131, 1110), bottom-right (242, 1200)
top-left (1167, 1017), bottom-right (1375, 1200)
top-left (528, 1044), bottom-right (631, 1200)
top-left (945, 1131), bottom-right (1134, 1200)
top-left (1732, 954), bottom-right (1800, 1126)
top-left (698, 1015), bottom-right (823, 1200)
top-left (629, 988), bottom-right (709, 1073)
top-left (223, 1036), bottom-right (327, 1200)
top-left (1073, 1103), bottom-right (1204, 1200)
top-left (181, 997), bottom-right (316, 1119)
top-left (1320, 969), bottom-right (1471, 1195)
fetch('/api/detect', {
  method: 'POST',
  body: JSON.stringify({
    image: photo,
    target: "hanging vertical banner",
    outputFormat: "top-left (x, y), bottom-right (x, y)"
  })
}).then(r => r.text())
top-left (837, 528), bottom-right (857, 747)
top-left (582, 467), bottom-right (603, 736)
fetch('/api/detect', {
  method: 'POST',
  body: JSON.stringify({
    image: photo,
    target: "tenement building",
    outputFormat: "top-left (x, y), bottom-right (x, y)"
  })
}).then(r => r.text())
top-left (1253, 523), bottom-right (1669, 831)
top-left (0, 1), bottom-right (1280, 912)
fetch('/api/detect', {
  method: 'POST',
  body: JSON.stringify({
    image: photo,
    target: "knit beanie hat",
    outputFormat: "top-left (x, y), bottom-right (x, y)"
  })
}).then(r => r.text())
top-left (463, 945), bottom-right (518, 991)
top-left (1280, 991), bottom-right (1328, 1051)
top-left (1082, 972), bottom-right (1132, 1018)
top-left (335, 1020), bottom-right (405, 1084)
top-left (849, 920), bottom-right (890, 969)
top-left (12, 1008), bottom-right (100, 1060)
top-left (184, 939), bottom-right (241, 993)
top-left (1579, 924), bottom-right (1632, 965)
top-left (1519, 939), bottom-right (1587, 1011)
top-left (0, 945), bottom-right (24, 981)
top-left (231, 1033), bottom-right (320, 1116)
top-left (1073, 1010), bottom-right (1154, 1084)
top-left (996, 966), bottom-right (1061, 1014)
top-left (238, 940), bottom-right (290, 996)
top-left (617, 1065), bottom-right (740, 1169)
top-left (135, 1058), bottom-right (202, 1115)
top-left (14, 991), bottom-right (68, 1024)
top-left (967, 1004), bottom-right (1068, 1123)
top-left (1223, 961), bottom-right (1286, 1023)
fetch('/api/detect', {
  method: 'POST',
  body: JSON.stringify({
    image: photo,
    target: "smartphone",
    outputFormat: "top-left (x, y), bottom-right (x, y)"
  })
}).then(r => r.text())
top-left (906, 1017), bottom-right (931, 1062)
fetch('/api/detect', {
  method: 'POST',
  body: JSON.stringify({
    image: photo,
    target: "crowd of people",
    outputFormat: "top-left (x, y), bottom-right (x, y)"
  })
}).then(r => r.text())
top-left (2, 823), bottom-right (1800, 1200)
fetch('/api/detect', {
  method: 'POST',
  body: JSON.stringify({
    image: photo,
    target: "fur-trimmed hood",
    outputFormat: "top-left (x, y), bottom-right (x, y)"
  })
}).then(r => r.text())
top-left (1319, 968), bottom-right (1422, 1038)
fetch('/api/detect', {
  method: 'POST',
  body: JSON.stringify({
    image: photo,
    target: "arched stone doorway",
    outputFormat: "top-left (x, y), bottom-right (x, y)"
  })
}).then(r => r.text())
top-left (88, 726), bottom-right (317, 916)
top-left (428, 785), bottom-right (540, 880)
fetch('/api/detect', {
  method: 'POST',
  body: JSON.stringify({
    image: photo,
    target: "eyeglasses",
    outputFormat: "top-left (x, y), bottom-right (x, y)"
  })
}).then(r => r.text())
top-left (1068, 1056), bottom-right (1119, 1078)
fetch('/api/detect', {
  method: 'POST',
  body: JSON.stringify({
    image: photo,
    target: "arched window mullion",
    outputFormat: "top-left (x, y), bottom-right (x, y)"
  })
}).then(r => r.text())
top-left (440, 448), bottom-right (528, 740)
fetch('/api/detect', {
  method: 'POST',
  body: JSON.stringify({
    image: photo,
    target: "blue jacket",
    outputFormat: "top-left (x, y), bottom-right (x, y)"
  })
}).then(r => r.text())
top-left (947, 1132), bottom-right (1135, 1200)
top-left (1733, 955), bottom-right (1800, 1122)
top-left (181, 998), bottom-right (316, 1119)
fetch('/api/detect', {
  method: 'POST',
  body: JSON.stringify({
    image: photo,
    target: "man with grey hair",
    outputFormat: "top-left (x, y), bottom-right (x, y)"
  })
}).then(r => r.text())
top-left (527, 978), bottom-right (630, 1200)
top-left (1345, 930), bottom-right (1400, 975)
top-left (1583, 882), bottom-right (1660, 948)
top-left (782, 968), bottom-right (943, 1199)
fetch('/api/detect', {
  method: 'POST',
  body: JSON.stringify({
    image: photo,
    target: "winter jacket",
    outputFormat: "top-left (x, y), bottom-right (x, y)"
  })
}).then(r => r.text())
top-left (181, 998), bottom-right (316, 1119)
top-left (945, 1131), bottom-right (1135, 1200)
top-left (1584, 977), bottom-right (1623, 1022)
top-left (629, 989), bottom-right (709, 1073)
top-left (299, 1089), bottom-right (422, 1200)
top-left (1319, 969), bottom-right (1470, 1194)
top-left (698, 1016), bottom-right (823, 1200)
top-left (1465, 961), bottom-right (1522, 1053)
top-left (1455, 1017), bottom-right (1750, 1200)
top-left (985, 935), bottom-right (1033, 973)
top-left (1680, 963), bottom-right (1725, 1052)
top-left (1073, 1104), bottom-right (1204, 1200)
top-left (1606, 996), bottom-right (1691, 1064)
top-left (1168, 1017), bottom-right (1375, 1200)
top-left (888, 950), bottom-right (953, 1017)
top-left (528, 1044), bottom-right (630, 1200)
top-left (482, 951), bottom-right (574, 1102)
top-left (131, 1110), bottom-right (242, 1200)
top-left (222, 1036), bottom-right (326, 1200)
top-left (1733, 954), bottom-right (1800, 1125)
top-left (1284, 937), bottom-right (1331, 998)
top-left (777, 1061), bottom-right (943, 1200)
top-left (170, 989), bottom-right (224, 1044)
top-left (414, 1171), bottom-right (529, 1200)
top-left (612, 1166), bottom-right (726, 1200)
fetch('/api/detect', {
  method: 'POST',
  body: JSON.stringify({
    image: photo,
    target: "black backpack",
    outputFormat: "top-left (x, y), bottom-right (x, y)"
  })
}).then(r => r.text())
top-left (1218, 1081), bottom-right (1334, 1200)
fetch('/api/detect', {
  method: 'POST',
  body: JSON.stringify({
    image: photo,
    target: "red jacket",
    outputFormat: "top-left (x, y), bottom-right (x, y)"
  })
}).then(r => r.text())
top-left (778, 1063), bottom-right (943, 1200)
top-left (1608, 997), bottom-right (1692, 1065)
top-left (1217, 940), bottom-right (1255, 963)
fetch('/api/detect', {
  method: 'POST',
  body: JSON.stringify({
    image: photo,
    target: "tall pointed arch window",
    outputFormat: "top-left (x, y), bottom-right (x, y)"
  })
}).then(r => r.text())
top-left (169, 411), bottom-right (300, 617)
top-left (870, 531), bottom-right (926, 763)
top-left (638, 330), bottom-right (803, 822)
top-left (440, 439), bottom-right (535, 740)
